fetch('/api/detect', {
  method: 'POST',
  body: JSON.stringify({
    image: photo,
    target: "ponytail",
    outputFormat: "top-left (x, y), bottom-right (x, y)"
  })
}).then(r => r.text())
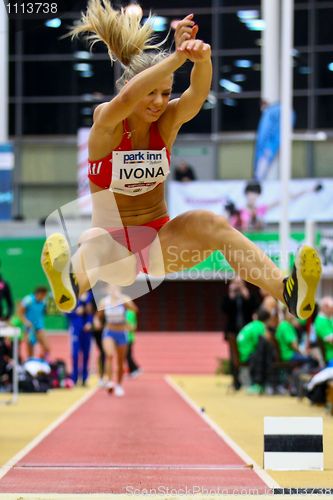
top-left (69, 0), bottom-right (164, 67)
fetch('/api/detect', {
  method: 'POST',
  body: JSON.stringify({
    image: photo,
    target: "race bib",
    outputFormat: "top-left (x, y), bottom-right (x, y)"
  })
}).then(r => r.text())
top-left (110, 148), bottom-right (169, 196)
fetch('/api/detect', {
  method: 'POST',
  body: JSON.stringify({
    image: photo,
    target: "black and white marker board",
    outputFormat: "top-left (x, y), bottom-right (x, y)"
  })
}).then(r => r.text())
top-left (264, 417), bottom-right (323, 470)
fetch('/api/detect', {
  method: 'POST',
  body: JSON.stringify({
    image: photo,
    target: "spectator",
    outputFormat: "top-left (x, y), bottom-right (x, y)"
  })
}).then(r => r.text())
top-left (0, 261), bottom-right (14, 321)
top-left (222, 277), bottom-right (260, 389)
top-left (314, 296), bottom-right (333, 367)
top-left (18, 286), bottom-right (49, 359)
top-left (247, 315), bottom-right (281, 394)
top-left (276, 307), bottom-right (315, 363)
top-left (91, 296), bottom-right (106, 387)
top-left (126, 305), bottom-right (142, 378)
top-left (222, 277), bottom-right (260, 337)
top-left (67, 290), bottom-right (94, 386)
top-left (261, 292), bottom-right (279, 328)
top-left (0, 332), bottom-right (13, 389)
top-left (173, 160), bottom-right (197, 182)
top-left (237, 307), bottom-right (270, 366)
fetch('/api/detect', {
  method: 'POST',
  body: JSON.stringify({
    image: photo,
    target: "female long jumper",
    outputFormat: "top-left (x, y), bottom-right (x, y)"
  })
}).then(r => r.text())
top-left (41, 0), bottom-right (321, 321)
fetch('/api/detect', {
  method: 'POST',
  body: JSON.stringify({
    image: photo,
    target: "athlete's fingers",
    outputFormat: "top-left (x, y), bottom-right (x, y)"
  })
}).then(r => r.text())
top-left (184, 39), bottom-right (200, 51)
top-left (178, 26), bottom-right (194, 37)
top-left (202, 43), bottom-right (211, 52)
top-left (180, 32), bottom-right (191, 44)
top-left (192, 40), bottom-right (204, 51)
top-left (180, 13), bottom-right (194, 23)
top-left (174, 18), bottom-right (196, 48)
top-left (175, 17), bottom-right (195, 31)
top-left (191, 24), bottom-right (199, 39)
top-left (178, 38), bottom-right (205, 53)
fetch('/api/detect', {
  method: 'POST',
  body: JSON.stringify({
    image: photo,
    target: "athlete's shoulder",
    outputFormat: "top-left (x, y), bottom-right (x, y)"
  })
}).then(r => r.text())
top-left (21, 294), bottom-right (33, 306)
top-left (93, 102), bottom-right (108, 122)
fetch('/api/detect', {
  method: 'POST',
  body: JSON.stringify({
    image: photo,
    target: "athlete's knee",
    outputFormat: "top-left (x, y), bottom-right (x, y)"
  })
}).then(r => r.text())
top-left (78, 226), bottom-right (110, 248)
top-left (78, 226), bottom-right (137, 283)
top-left (186, 210), bottom-right (230, 240)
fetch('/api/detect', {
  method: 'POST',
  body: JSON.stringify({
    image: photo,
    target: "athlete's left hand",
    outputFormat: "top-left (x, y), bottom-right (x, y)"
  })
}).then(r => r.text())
top-left (177, 39), bottom-right (211, 63)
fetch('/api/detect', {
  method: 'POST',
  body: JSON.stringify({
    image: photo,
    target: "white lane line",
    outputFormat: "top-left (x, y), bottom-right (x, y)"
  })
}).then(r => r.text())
top-left (0, 386), bottom-right (99, 481)
top-left (15, 463), bottom-right (253, 471)
top-left (165, 375), bottom-right (280, 489)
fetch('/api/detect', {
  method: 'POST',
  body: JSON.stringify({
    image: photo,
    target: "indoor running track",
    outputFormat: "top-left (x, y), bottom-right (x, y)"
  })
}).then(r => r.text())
top-left (0, 375), bottom-right (272, 494)
top-left (0, 332), bottom-right (275, 494)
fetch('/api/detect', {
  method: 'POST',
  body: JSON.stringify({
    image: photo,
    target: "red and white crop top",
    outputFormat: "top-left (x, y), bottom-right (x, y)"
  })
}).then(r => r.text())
top-left (88, 119), bottom-right (171, 196)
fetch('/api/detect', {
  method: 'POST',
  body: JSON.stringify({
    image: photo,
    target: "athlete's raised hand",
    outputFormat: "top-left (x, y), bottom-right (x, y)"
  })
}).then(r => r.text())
top-left (174, 14), bottom-right (199, 50)
top-left (177, 38), bottom-right (211, 63)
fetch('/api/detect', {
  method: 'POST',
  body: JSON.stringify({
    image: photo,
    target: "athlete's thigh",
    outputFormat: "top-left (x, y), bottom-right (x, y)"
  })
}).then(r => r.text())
top-left (149, 212), bottom-right (215, 274)
top-left (78, 227), bottom-right (138, 286)
top-left (36, 329), bottom-right (48, 347)
top-left (102, 336), bottom-right (117, 357)
top-left (117, 344), bottom-right (127, 364)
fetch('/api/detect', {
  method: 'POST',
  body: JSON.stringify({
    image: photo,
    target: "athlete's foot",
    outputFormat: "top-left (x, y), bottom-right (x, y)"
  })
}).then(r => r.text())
top-left (106, 381), bottom-right (115, 393)
top-left (130, 368), bottom-right (143, 379)
top-left (283, 245), bottom-right (322, 320)
top-left (114, 384), bottom-right (125, 397)
top-left (41, 232), bottom-right (79, 313)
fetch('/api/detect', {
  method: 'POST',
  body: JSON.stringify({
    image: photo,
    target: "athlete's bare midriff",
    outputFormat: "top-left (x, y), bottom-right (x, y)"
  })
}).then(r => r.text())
top-left (105, 321), bottom-right (128, 331)
top-left (89, 179), bottom-right (168, 226)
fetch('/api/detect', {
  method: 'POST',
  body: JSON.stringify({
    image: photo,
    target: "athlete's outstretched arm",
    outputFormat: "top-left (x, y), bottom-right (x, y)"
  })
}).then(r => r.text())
top-left (161, 29), bottom-right (212, 131)
top-left (93, 51), bottom-right (187, 132)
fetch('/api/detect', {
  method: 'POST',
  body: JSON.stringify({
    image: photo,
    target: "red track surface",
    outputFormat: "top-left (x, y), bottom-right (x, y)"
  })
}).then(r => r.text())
top-left (48, 331), bottom-right (228, 374)
top-left (0, 333), bottom-right (268, 494)
top-left (0, 374), bottom-right (267, 494)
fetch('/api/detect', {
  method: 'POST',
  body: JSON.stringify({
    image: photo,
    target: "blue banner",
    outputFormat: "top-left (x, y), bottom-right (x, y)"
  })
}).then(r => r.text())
top-left (253, 103), bottom-right (296, 181)
top-left (0, 143), bottom-right (14, 220)
top-left (253, 103), bottom-right (281, 180)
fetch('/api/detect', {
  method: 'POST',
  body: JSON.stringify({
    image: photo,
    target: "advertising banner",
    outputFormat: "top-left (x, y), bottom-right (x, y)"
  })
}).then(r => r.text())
top-left (77, 128), bottom-right (91, 214)
top-left (0, 143), bottom-right (14, 220)
top-left (168, 179), bottom-right (333, 225)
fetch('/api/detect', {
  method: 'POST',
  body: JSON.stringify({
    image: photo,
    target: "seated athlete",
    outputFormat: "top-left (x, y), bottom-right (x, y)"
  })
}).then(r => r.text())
top-left (41, 0), bottom-right (321, 321)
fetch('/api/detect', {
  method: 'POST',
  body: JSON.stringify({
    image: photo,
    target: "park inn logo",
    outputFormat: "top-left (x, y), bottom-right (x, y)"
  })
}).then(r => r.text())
top-left (123, 151), bottom-right (163, 164)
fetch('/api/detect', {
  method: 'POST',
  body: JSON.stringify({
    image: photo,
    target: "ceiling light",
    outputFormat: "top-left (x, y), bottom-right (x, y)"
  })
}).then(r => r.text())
top-left (219, 79), bottom-right (242, 93)
top-left (224, 98), bottom-right (237, 107)
top-left (143, 16), bottom-right (168, 32)
top-left (234, 59), bottom-right (252, 69)
top-left (44, 18), bottom-right (61, 28)
top-left (74, 63), bottom-right (92, 72)
top-left (81, 107), bottom-right (93, 115)
top-left (74, 51), bottom-right (92, 59)
top-left (298, 66), bottom-right (311, 75)
top-left (81, 71), bottom-right (94, 78)
top-left (232, 74), bottom-right (246, 83)
top-left (203, 92), bottom-right (217, 110)
top-left (245, 19), bottom-right (265, 31)
top-left (125, 3), bottom-right (143, 16)
top-left (237, 10), bottom-right (259, 22)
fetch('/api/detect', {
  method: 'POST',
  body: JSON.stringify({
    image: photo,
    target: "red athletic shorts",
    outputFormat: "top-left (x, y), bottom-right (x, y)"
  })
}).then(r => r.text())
top-left (108, 216), bottom-right (169, 274)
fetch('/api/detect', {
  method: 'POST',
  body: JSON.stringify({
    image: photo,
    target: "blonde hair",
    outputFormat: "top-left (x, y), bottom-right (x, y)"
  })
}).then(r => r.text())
top-left (69, 0), bottom-right (170, 89)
